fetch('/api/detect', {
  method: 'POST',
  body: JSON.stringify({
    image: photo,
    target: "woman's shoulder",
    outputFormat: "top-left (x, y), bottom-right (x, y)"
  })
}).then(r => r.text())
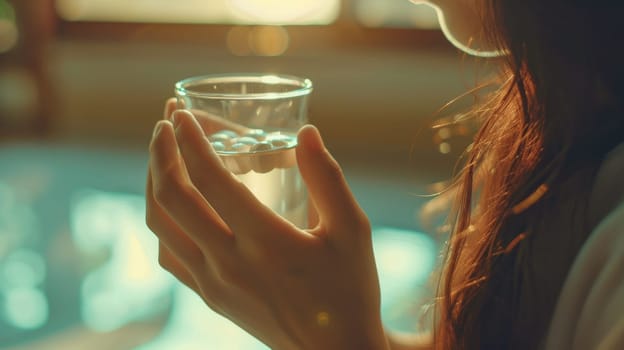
top-left (588, 142), bottom-right (624, 229)
top-left (544, 153), bottom-right (624, 349)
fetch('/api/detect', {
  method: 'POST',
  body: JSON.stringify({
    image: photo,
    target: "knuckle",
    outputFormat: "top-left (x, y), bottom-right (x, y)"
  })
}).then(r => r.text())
top-left (239, 240), bottom-right (277, 266)
top-left (158, 253), bottom-right (173, 272)
top-left (354, 214), bottom-right (372, 233)
top-left (338, 211), bottom-right (371, 239)
top-left (145, 207), bottom-right (160, 232)
top-left (215, 265), bottom-right (242, 287)
top-left (145, 217), bottom-right (159, 234)
top-left (203, 299), bottom-right (225, 316)
top-left (199, 290), bottom-right (226, 316)
top-left (214, 262), bottom-right (244, 290)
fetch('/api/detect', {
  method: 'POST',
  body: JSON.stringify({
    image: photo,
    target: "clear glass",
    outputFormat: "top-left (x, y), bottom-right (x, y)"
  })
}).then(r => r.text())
top-left (175, 73), bottom-right (313, 228)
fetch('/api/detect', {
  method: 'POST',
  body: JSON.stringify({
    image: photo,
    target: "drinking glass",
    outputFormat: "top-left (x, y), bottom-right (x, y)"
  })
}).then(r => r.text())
top-left (175, 73), bottom-right (313, 228)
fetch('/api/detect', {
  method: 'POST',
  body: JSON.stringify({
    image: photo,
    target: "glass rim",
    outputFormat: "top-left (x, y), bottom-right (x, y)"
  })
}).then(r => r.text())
top-left (175, 73), bottom-right (313, 100)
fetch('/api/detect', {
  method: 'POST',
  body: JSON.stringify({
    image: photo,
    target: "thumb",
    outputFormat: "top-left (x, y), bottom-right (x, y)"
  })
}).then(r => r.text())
top-left (296, 125), bottom-right (369, 235)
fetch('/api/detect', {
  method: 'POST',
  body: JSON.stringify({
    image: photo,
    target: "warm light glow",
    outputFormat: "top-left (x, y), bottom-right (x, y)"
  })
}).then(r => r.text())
top-left (226, 26), bottom-right (252, 56)
top-left (227, 26), bottom-right (290, 56)
top-left (0, 67), bottom-right (39, 125)
top-left (229, 0), bottom-right (338, 25)
top-left (55, 0), bottom-right (339, 25)
top-left (437, 127), bottom-right (451, 140)
top-left (439, 142), bottom-right (451, 154)
top-left (0, 19), bottom-right (17, 53)
top-left (316, 311), bottom-right (330, 327)
top-left (249, 26), bottom-right (289, 56)
top-left (55, 0), bottom-right (87, 21)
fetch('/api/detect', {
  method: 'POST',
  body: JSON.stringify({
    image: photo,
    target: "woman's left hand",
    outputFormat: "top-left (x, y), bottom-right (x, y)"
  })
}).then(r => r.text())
top-left (145, 100), bottom-right (389, 349)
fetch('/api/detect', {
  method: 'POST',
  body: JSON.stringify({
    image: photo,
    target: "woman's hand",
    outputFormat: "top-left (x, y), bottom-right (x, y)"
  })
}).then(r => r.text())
top-left (146, 99), bottom-right (389, 349)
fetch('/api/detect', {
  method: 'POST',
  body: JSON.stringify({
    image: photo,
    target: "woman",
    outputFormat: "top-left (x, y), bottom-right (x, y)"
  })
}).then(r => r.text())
top-left (146, 0), bottom-right (624, 348)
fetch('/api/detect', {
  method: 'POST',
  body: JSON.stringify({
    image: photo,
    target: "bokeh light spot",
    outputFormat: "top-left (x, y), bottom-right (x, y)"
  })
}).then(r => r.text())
top-left (316, 311), bottom-right (330, 327)
top-left (55, 0), bottom-right (338, 25)
top-left (1, 249), bottom-right (46, 289)
top-left (70, 190), bottom-right (173, 333)
top-left (226, 26), bottom-right (252, 56)
top-left (249, 26), bottom-right (289, 56)
top-left (439, 142), bottom-right (451, 154)
top-left (228, 0), bottom-right (338, 25)
top-left (373, 227), bottom-right (436, 289)
top-left (0, 68), bottom-right (39, 125)
top-left (437, 127), bottom-right (451, 140)
top-left (0, 18), bottom-right (17, 53)
top-left (4, 287), bottom-right (49, 330)
top-left (55, 0), bottom-right (87, 21)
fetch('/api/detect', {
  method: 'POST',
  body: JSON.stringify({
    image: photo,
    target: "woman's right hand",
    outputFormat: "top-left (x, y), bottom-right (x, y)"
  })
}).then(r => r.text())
top-left (146, 99), bottom-right (390, 349)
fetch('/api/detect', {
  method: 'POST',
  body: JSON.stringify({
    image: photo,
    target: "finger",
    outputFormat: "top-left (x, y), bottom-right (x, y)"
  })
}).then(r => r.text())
top-left (296, 125), bottom-right (369, 234)
top-left (164, 97), bottom-right (177, 120)
top-left (171, 110), bottom-right (277, 235)
top-left (146, 169), bottom-right (204, 268)
top-left (158, 243), bottom-right (201, 293)
top-left (149, 120), bottom-right (235, 251)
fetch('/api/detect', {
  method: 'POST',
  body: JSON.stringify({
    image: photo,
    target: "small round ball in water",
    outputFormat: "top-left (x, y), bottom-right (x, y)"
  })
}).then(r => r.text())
top-left (232, 136), bottom-right (259, 146)
top-left (250, 142), bottom-right (273, 153)
top-left (211, 141), bottom-right (226, 152)
top-left (217, 129), bottom-right (239, 138)
top-left (231, 143), bottom-right (252, 153)
top-left (270, 139), bottom-right (289, 149)
top-left (244, 129), bottom-right (267, 141)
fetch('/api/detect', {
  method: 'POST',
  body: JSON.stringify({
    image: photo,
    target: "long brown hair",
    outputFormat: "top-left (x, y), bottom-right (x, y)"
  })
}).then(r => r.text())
top-left (436, 2), bottom-right (624, 348)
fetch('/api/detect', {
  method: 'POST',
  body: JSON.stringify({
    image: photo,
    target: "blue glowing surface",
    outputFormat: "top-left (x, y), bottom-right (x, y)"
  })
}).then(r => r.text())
top-left (0, 145), bottom-right (438, 349)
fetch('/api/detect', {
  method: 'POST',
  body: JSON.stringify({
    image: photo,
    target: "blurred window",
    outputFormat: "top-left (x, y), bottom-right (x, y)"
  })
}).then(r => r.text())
top-left (353, 0), bottom-right (439, 29)
top-left (55, 0), bottom-right (439, 29)
top-left (55, 0), bottom-right (341, 25)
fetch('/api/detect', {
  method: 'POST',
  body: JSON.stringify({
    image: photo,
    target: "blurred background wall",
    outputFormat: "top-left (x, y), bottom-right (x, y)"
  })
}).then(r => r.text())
top-left (0, 0), bottom-right (490, 168)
